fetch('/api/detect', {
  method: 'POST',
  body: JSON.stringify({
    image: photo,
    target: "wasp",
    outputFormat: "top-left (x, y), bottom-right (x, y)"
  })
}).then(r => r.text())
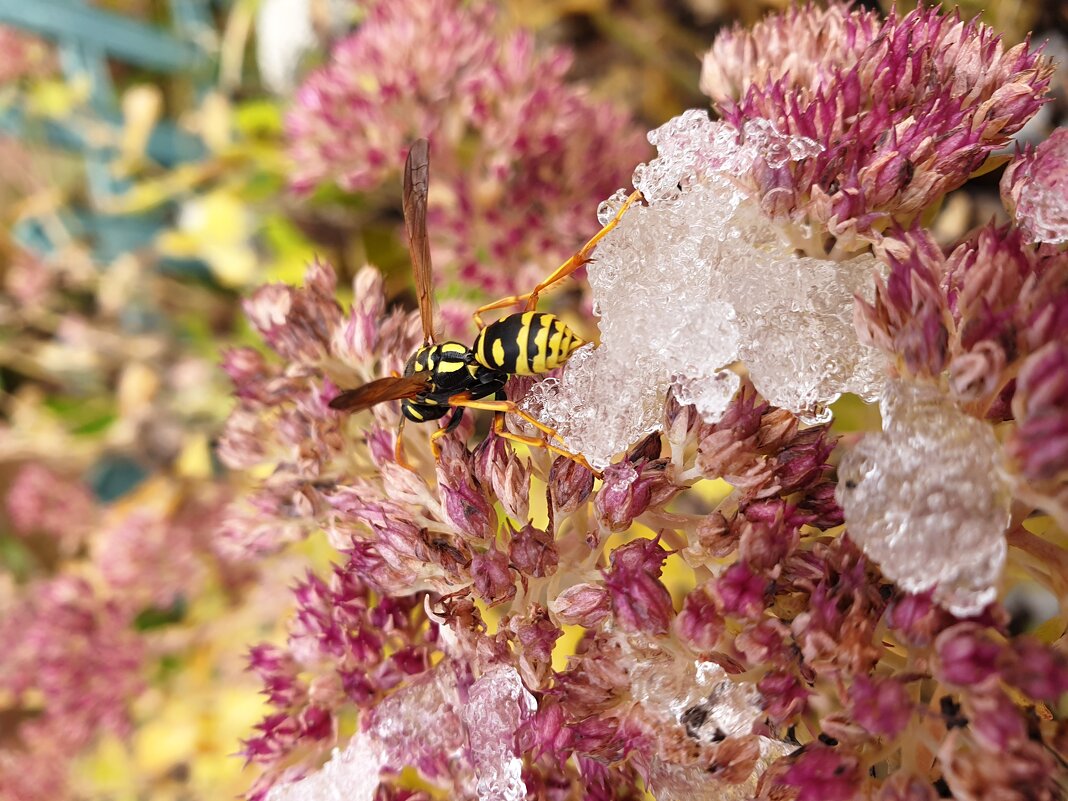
top-left (328, 138), bottom-right (641, 468)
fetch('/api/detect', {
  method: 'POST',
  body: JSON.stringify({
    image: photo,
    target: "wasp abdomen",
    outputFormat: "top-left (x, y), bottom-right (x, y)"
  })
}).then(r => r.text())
top-left (473, 312), bottom-right (585, 375)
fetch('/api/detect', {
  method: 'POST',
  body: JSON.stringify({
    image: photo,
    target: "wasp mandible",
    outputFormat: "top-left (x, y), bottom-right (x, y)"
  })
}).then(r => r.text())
top-left (328, 139), bottom-right (641, 469)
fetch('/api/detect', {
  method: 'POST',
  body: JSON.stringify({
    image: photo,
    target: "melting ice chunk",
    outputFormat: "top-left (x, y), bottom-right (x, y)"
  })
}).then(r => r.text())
top-left (837, 382), bottom-right (1010, 616)
top-left (524, 109), bottom-right (883, 470)
top-left (630, 657), bottom-right (790, 801)
top-left (270, 665), bottom-right (537, 801)
top-left (462, 666), bottom-right (538, 801)
top-left (265, 736), bottom-right (383, 801)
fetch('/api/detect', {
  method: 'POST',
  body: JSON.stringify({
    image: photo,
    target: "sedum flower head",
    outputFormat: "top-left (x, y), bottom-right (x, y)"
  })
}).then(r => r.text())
top-left (1001, 126), bottom-right (1068, 245)
top-left (287, 0), bottom-right (647, 301)
top-left (227, 5), bottom-right (1068, 801)
top-left (702, 3), bottom-right (1053, 251)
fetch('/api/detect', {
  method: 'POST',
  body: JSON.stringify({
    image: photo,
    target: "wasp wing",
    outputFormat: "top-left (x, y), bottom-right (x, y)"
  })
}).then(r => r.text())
top-left (328, 372), bottom-right (431, 413)
top-left (404, 138), bottom-right (435, 345)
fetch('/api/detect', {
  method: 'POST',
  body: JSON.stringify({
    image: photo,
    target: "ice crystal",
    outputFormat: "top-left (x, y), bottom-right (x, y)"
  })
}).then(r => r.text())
top-left (462, 666), bottom-right (537, 801)
top-left (632, 658), bottom-right (790, 801)
top-left (525, 110), bottom-right (883, 469)
top-left (367, 665), bottom-right (467, 774)
top-left (632, 659), bottom-right (763, 740)
top-left (837, 382), bottom-right (1010, 616)
top-left (264, 735), bottom-right (384, 801)
top-left (647, 737), bottom-right (791, 801)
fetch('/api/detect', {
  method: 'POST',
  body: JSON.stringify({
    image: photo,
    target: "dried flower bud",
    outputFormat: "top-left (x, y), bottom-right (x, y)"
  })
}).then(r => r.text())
top-left (849, 675), bottom-right (911, 737)
top-left (758, 670), bottom-right (809, 724)
top-left (1008, 342), bottom-right (1068, 484)
top-left (797, 481), bottom-right (844, 529)
top-left (1002, 127), bottom-right (1068, 245)
top-left (473, 432), bottom-right (530, 521)
top-left (859, 231), bottom-right (949, 377)
top-left (948, 340), bottom-right (1007, 403)
top-left (549, 455), bottom-right (594, 514)
top-left (965, 688), bottom-right (1027, 752)
top-left (604, 536), bottom-right (675, 635)
top-left (706, 735), bottom-right (761, 784)
top-left (519, 701), bottom-right (573, 761)
top-left (469, 545), bottom-right (515, 605)
top-left (936, 624), bottom-right (1001, 687)
top-left (674, 583), bottom-right (724, 653)
top-left (437, 442), bottom-right (497, 542)
top-left (999, 637), bottom-right (1068, 703)
top-left (550, 582), bottom-right (611, 627)
top-left (595, 459), bottom-right (674, 533)
top-left (509, 605), bottom-right (562, 688)
top-left (734, 618), bottom-right (789, 666)
top-left (875, 774), bottom-right (938, 801)
top-left (738, 516), bottom-right (798, 572)
top-left (508, 523), bottom-right (558, 579)
top-left (713, 562), bottom-right (768, 619)
top-left (221, 347), bottom-right (271, 402)
top-left (779, 746), bottom-right (862, 801)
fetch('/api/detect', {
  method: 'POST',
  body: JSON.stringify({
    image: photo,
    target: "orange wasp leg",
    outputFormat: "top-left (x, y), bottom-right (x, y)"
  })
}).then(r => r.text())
top-left (472, 190), bottom-right (644, 329)
top-left (443, 395), bottom-right (598, 474)
top-left (392, 417), bottom-right (419, 472)
top-left (489, 414), bottom-right (599, 476)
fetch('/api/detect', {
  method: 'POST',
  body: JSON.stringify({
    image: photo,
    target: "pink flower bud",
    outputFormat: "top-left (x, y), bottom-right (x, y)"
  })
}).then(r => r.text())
top-left (779, 746), bottom-right (861, 801)
top-left (549, 455), bottom-right (594, 514)
top-left (551, 582), bottom-right (611, 627)
top-left (473, 432), bottom-right (530, 521)
top-left (966, 688), bottom-right (1027, 752)
top-left (437, 443), bottom-right (497, 541)
top-left (1009, 342), bottom-right (1068, 483)
top-left (1000, 638), bottom-right (1068, 702)
top-left (470, 545), bottom-right (515, 605)
top-left (595, 458), bottom-right (674, 533)
top-left (1002, 127), bottom-right (1068, 245)
top-left (758, 670), bottom-right (809, 724)
top-left (674, 584), bottom-right (724, 653)
top-left (714, 562), bottom-right (768, 619)
top-left (508, 523), bottom-right (558, 578)
top-left (850, 675), bottom-right (911, 737)
top-left (604, 536), bottom-right (675, 635)
top-left (936, 624), bottom-right (1001, 687)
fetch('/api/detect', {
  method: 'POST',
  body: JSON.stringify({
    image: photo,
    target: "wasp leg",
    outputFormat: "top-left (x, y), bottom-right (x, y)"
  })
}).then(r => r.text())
top-left (446, 394), bottom-right (598, 474)
top-left (446, 395), bottom-right (564, 443)
top-left (393, 417), bottom-right (418, 472)
top-left (443, 406), bottom-right (465, 433)
top-left (472, 190), bottom-right (643, 328)
top-left (427, 409), bottom-right (465, 457)
top-left (489, 413), bottom-right (599, 476)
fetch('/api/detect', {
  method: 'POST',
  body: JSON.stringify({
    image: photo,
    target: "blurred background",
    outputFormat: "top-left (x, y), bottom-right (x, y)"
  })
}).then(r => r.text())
top-left (0, 1), bottom-right (1063, 799)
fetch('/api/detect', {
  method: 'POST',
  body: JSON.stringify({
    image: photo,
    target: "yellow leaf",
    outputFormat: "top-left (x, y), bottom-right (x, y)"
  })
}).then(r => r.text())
top-left (176, 433), bottom-right (214, 480)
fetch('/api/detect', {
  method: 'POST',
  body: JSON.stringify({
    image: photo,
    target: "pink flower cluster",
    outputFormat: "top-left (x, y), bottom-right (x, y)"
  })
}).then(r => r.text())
top-left (226, 3), bottom-right (1068, 800)
top-left (856, 223), bottom-right (1068, 526)
top-left (287, 0), bottom-right (648, 302)
top-left (702, 3), bottom-right (1052, 254)
top-left (0, 466), bottom-right (241, 800)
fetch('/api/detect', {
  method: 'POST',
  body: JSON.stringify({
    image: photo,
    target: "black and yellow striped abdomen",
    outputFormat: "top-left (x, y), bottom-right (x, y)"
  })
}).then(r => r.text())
top-left (472, 312), bottom-right (585, 376)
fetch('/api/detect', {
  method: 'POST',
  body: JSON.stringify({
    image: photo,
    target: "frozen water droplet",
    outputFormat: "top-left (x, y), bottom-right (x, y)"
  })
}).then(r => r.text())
top-left (837, 382), bottom-right (1010, 616)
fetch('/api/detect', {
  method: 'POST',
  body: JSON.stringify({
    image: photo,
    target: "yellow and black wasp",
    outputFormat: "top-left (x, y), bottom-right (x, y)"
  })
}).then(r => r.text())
top-left (328, 138), bottom-right (641, 467)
